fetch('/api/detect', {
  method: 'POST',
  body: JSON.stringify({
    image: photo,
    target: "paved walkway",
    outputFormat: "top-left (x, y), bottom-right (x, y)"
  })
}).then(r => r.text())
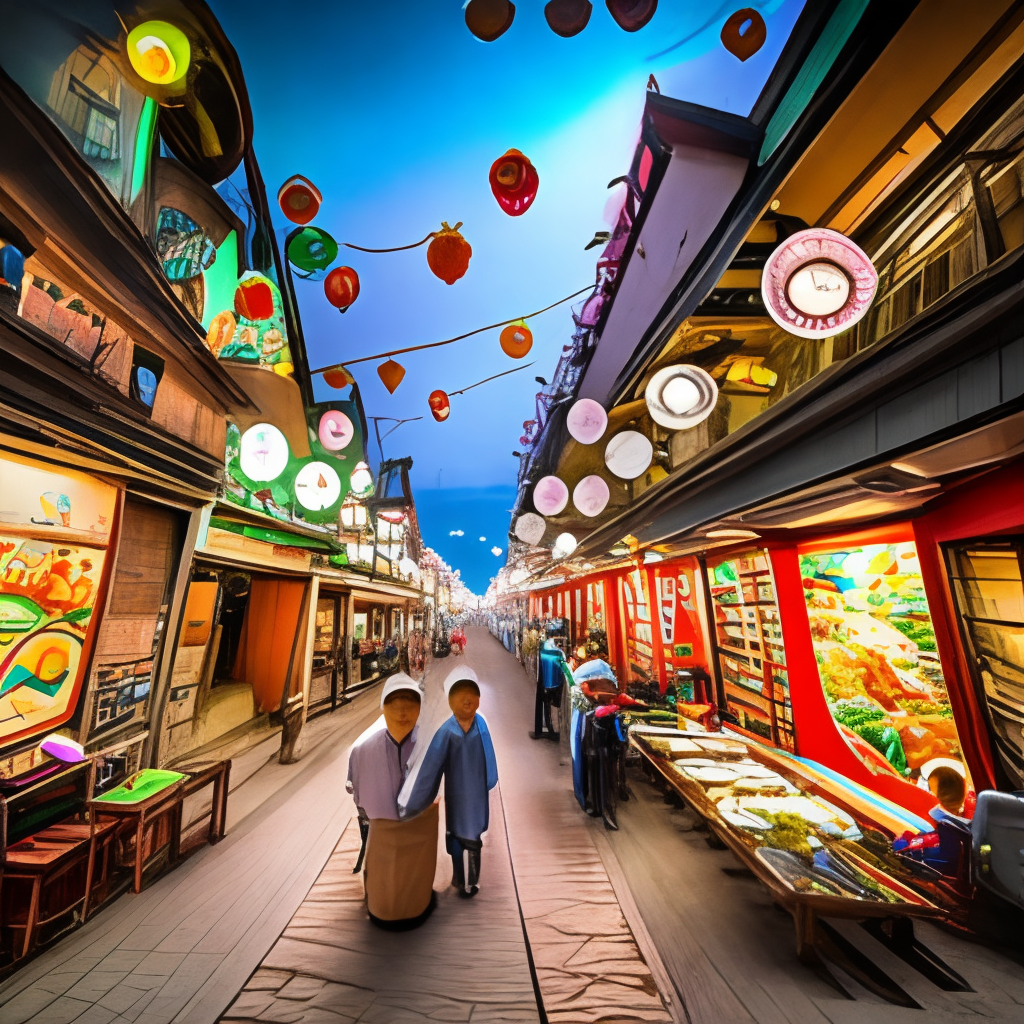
top-left (0, 629), bottom-right (669, 1024)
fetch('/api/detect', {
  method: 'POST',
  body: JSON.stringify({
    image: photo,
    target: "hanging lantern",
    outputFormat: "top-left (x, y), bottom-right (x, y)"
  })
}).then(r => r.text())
top-left (322, 366), bottom-right (354, 390)
top-left (324, 266), bottom-right (360, 310)
top-left (533, 475), bottom-right (569, 516)
top-left (465, 0), bottom-right (515, 41)
top-left (277, 175), bottom-right (322, 225)
top-left (566, 398), bottom-right (607, 444)
top-left (234, 276), bottom-right (274, 321)
top-left (606, 0), bottom-right (658, 32)
top-left (604, 430), bottom-right (653, 479)
top-left (545, 0), bottom-right (592, 36)
top-left (499, 320), bottom-right (533, 359)
top-left (514, 513), bottom-right (546, 546)
top-left (553, 533), bottom-right (578, 559)
top-left (428, 390), bottom-right (451, 422)
top-left (126, 21), bottom-right (190, 85)
top-left (488, 149), bottom-right (539, 217)
top-left (350, 461), bottom-right (374, 496)
top-left (760, 228), bottom-right (878, 339)
top-left (377, 359), bottom-right (406, 394)
top-left (721, 9), bottom-right (767, 62)
top-left (318, 410), bottom-right (354, 451)
top-left (645, 365), bottom-right (718, 429)
top-left (427, 222), bottom-right (472, 285)
top-left (573, 475), bottom-right (610, 517)
top-left (287, 227), bottom-right (338, 280)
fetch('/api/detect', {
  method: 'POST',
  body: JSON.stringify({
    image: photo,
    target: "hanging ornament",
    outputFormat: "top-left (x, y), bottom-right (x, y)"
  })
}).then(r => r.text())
top-left (234, 276), bottom-right (274, 321)
top-left (499, 320), bottom-right (533, 359)
top-left (761, 228), bottom-right (878, 339)
top-left (566, 398), bottom-right (607, 444)
top-left (126, 20), bottom-right (190, 85)
top-left (604, 430), bottom-right (653, 479)
top-left (324, 266), bottom-right (360, 311)
top-left (606, 0), bottom-right (657, 33)
top-left (465, 0), bottom-right (516, 41)
top-left (350, 461), bottom-right (374, 495)
top-left (545, 0), bottom-right (592, 36)
top-left (427, 222), bottom-right (472, 285)
top-left (553, 533), bottom-right (578, 559)
top-left (721, 9), bottom-right (767, 62)
top-left (318, 410), bottom-right (354, 450)
top-left (489, 149), bottom-right (539, 217)
top-left (514, 513), bottom-right (546, 546)
top-left (277, 175), bottom-right (322, 225)
top-left (428, 390), bottom-right (451, 422)
top-left (573, 475), bottom-right (610, 517)
top-left (377, 359), bottom-right (406, 394)
top-left (645, 365), bottom-right (718, 429)
top-left (322, 366), bottom-right (354, 390)
top-left (533, 476), bottom-right (569, 516)
top-left (287, 226), bottom-right (338, 281)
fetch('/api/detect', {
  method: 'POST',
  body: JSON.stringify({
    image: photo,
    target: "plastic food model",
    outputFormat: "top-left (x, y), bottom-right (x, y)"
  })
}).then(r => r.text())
top-left (277, 176), bottom-right (322, 225)
top-left (500, 320), bottom-right (533, 358)
top-left (427, 223), bottom-right (472, 285)
top-left (428, 390), bottom-right (451, 422)
top-left (324, 266), bottom-right (360, 310)
top-left (489, 150), bottom-right (539, 216)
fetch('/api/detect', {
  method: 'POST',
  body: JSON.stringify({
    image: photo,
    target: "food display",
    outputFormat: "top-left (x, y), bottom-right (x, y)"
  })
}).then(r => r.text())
top-left (631, 727), bottom-right (941, 911)
top-left (800, 541), bottom-right (968, 791)
top-left (708, 552), bottom-right (795, 750)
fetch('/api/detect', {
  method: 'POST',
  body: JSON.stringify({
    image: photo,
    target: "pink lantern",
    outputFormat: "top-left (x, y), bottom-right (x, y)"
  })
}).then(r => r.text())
top-left (566, 398), bottom-right (607, 445)
top-left (533, 475), bottom-right (569, 516)
top-left (573, 475), bottom-right (610, 517)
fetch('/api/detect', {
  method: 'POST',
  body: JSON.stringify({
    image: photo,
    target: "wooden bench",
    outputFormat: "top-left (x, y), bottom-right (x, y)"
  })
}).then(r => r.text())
top-left (174, 759), bottom-right (231, 858)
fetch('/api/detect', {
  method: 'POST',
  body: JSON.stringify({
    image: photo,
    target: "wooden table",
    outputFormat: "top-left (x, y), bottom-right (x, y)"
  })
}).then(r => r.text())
top-left (175, 760), bottom-right (231, 857)
top-left (86, 778), bottom-right (185, 904)
top-left (629, 729), bottom-right (968, 1004)
top-left (3, 820), bottom-right (117, 959)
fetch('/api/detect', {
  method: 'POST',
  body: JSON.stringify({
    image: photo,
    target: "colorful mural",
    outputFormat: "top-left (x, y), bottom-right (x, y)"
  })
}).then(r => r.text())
top-left (0, 455), bottom-right (117, 745)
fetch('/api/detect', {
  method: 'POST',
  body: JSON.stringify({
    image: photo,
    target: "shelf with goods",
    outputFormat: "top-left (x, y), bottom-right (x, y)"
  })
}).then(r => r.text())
top-left (708, 551), bottom-right (795, 751)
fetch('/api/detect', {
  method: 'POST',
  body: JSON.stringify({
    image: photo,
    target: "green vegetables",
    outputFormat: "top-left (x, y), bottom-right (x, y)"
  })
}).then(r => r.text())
top-left (748, 810), bottom-right (813, 858)
top-left (832, 700), bottom-right (884, 730)
top-left (831, 701), bottom-right (908, 774)
top-left (890, 618), bottom-right (937, 652)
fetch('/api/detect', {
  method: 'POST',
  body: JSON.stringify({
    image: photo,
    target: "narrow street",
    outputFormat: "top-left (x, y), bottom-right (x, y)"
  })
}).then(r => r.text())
top-left (4, 629), bottom-right (1024, 1024)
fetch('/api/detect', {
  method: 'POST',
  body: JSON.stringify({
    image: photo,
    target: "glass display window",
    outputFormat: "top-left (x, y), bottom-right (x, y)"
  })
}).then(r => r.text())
top-left (801, 540), bottom-right (969, 809)
top-left (944, 538), bottom-right (1024, 790)
top-left (620, 569), bottom-right (653, 684)
top-left (708, 551), bottom-right (793, 750)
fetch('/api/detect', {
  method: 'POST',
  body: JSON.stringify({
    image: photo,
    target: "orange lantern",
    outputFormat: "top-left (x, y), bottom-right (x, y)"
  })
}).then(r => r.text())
top-left (278, 175), bottom-right (322, 225)
top-left (465, 0), bottom-right (515, 41)
top-left (234, 277), bottom-right (274, 321)
top-left (325, 266), bottom-right (360, 310)
top-left (323, 367), bottom-right (354, 389)
top-left (721, 8), bottom-right (766, 61)
top-left (427, 222), bottom-right (472, 285)
top-left (377, 359), bottom-right (406, 394)
top-left (489, 149), bottom-right (539, 216)
top-left (428, 390), bottom-right (451, 422)
top-left (500, 320), bottom-right (533, 359)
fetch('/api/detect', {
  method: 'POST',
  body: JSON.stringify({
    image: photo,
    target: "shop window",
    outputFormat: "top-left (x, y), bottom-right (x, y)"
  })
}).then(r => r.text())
top-left (708, 551), bottom-right (793, 750)
top-left (945, 539), bottom-right (1024, 790)
top-left (801, 541), bottom-right (969, 800)
top-left (620, 570), bottom-right (653, 684)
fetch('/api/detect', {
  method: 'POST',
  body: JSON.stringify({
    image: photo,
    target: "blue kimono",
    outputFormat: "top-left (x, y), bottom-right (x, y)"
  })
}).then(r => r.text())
top-left (402, 714), bottom-right (498, 841)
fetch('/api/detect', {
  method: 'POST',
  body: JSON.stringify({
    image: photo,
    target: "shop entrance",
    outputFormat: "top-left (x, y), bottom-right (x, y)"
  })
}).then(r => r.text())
top-left (310, 590), bottom-right (347, 714)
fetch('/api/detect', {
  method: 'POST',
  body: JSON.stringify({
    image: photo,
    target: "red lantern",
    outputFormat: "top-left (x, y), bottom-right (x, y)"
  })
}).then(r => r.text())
top-left (325, 266), bottom-right (360, 310)
top-left (489, 149), bottom-right (539, 216)
top-left (278, 175), bottom-right (322, 225)
top-left (234, 277), bottom-right (274, 321)
top-left (500, 320), bottom-right (533, 358)
top-left (428, 390), bottom-right (451, 422)
top-left (427, 222), bottom-right (472, 285)
top-left (465, 0), bottom-right (515, 41)
top-left (721, 8), bottom-right (766, 61)
top-left (323, 367), bottom-right (354, 389)
top-left (606, 0), bottom-right (657, 33)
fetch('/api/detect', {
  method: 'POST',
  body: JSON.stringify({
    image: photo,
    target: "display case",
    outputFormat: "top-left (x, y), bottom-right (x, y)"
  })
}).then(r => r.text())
top-left (708, 551), bottom-right (794, 750)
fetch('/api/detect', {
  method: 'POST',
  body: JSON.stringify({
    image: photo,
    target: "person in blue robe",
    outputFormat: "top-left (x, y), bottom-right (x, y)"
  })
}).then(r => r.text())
top-left (399, 666), bottom-right (498, 897)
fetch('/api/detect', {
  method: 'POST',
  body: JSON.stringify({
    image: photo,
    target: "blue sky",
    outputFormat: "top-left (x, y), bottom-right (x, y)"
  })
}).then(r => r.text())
top-left (214, 1), bottom-right (805, 592)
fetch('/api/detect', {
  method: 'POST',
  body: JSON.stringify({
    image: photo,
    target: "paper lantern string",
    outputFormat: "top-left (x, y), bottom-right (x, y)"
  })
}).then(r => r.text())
top-left (448, 362), bottom-right (535, 397)
top-left (310, 285), bottom-right (591, 374)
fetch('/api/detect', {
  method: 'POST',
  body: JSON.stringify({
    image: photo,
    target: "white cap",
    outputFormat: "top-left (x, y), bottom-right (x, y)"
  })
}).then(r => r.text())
top-left (380, 672), bottom-right (423, 707)
top-left (443, 665), bottom-right (480, 699)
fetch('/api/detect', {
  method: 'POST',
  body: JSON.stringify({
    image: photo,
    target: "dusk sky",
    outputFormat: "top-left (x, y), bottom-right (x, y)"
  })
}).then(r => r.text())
top-left (213, 0), bottom-right (806, 592)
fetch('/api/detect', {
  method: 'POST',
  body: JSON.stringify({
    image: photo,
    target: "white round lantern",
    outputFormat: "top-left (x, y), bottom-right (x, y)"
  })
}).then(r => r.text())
top-left (514, 512), bottom-right (546, 546)
top-left (552, 532), bottom-right (578, 559)
top-left (645, 364), bottom-right (718, 430)
top-left (566, 398), bottom-right (608, 445)
top-left (604, 431), bottom-right (653, 480)
top-left (294, 461), bottom-right (342, 511)
top-left (533, 475), bottom-right (569, 516)
top-left (573, 475), bottom-right (610, 518)
top-left (239, 423), bottom-right (289, 482)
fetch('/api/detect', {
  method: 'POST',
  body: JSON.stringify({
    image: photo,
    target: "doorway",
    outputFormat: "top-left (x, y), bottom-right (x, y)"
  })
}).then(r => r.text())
top-left (310, 591), bottom-right (347, 714)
